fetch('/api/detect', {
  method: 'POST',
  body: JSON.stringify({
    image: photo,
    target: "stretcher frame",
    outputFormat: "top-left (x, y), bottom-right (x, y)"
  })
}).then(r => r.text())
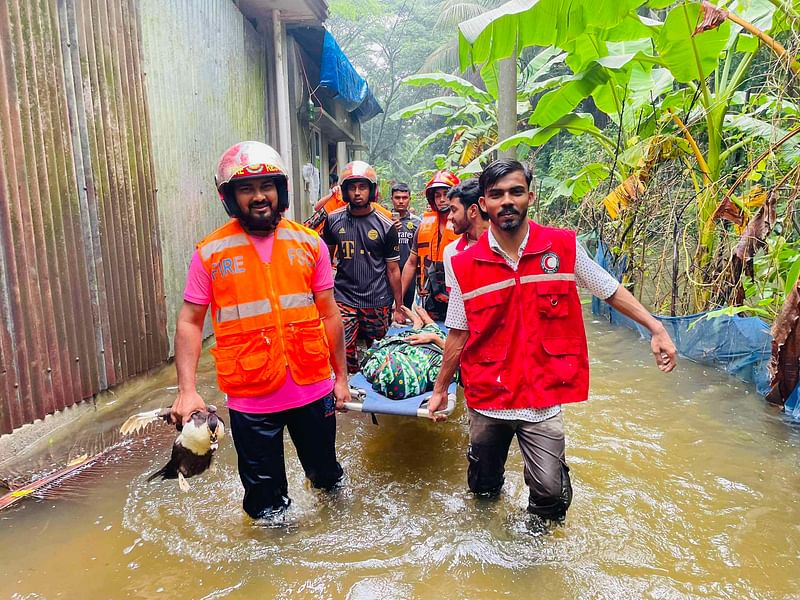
top-left (343, 381), bottom-right (457, 418)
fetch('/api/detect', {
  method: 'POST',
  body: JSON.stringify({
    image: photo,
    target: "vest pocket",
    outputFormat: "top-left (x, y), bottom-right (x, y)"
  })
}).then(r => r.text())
top-left (541, 337), bottom-right (581, 390)
top-left (468, 343), bottom-right (510, 396)
top-left (286, 319), bottom-right (329, 357)
top-left (211, 333), bottom-right (282, 393)
top-left (537, 281), bottom-right (570, 319)
top-left (285, 319), bottom-right (331, 383)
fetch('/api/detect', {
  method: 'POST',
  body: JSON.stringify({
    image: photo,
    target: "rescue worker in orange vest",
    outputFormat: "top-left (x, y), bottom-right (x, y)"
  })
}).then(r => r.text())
top-left (427, 159), bottom-right (677, 525)
top-left (400, 170), bottom-right (461, 321)
top-left (170, 141), bottom-right (350, 520)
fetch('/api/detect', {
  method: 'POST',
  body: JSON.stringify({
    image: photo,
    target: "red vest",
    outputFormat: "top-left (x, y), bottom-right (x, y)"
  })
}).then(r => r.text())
top-left (197, 219), bottom-right (332, 396)
top-left (451, 221), bottom-right (589, 410)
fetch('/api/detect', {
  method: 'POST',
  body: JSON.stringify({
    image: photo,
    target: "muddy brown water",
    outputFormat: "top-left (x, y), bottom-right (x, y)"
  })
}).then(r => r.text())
top-left (2, 313), bottom-right (800, 599)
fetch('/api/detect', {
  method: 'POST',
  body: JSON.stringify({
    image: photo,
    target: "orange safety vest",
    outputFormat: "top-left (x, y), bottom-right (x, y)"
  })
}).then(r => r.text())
top-left (197, 219), bottom-right (332, 396)
top-left (416, 210), bottom-right (459, 290)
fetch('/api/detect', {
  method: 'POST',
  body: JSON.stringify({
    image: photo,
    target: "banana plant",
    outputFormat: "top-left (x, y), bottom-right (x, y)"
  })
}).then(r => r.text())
top-left (458, 0), bottom-right (797, 311)
top-left (388, 47), bottom-right (566, 170)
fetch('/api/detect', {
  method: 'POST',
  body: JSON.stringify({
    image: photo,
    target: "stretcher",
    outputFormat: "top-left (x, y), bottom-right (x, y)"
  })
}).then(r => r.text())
top-left (343, 323), bottom-right (457, 418)
top-left (344, 373), bottom-right (457, 418)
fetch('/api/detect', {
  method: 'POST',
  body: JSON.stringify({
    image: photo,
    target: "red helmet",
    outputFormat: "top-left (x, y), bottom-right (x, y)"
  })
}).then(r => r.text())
top-left (424, 170), bottom-right (460, 207)
top-left (340, 160), bottom-right (378, 202)
top-left (215, 141), bottom-right (289, 216)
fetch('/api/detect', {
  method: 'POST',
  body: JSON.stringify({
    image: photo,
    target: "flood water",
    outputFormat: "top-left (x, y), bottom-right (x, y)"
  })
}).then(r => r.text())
top-left (3, 311), bottom-right (800, 599)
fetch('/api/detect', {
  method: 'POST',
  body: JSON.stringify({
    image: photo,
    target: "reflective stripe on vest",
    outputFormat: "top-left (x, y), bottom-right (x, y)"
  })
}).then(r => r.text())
top-left (199, 233), bottom-right (250, 261)
top-left (463, 273), bottom-right (576, 300)
top-left (277, 228), bottom-right (319, 245)
top-left (461, 278), bottom-right (516, 301)
top-left (216, 299), bottom-right (273, 323)
top-left (279, 292), bottom-right (314, 310)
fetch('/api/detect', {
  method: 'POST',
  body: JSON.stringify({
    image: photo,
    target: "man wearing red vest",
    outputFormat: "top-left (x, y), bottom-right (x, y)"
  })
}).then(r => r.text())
top-left (442, 178), bottom-right (489, 293)
top-left (170, 141), bottom-right (350, 520)
top-left (400, 170), bottom-right (461, 321)
top-left (428, 159), bottom-right (677, 523)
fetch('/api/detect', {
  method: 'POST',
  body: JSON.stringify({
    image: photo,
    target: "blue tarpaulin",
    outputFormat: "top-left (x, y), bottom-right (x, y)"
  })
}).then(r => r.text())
top-left (319, 31), bottom-right (376, 115)
top-left (290, 26), bottom-right (382, 121)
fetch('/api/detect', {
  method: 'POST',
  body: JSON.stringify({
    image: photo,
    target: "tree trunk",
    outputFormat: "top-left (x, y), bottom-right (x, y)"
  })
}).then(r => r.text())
top-left (497, 50), bottom-right (517, 160)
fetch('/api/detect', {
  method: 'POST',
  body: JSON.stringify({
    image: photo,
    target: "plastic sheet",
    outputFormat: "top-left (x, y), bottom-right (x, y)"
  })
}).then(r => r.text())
top-left (319, 31), bottom-right (382, 120)
top-left (592, 242), bottom-right (774, 401)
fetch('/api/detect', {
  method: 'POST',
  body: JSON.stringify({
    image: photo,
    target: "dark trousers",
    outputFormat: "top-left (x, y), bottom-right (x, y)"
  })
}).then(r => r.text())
top-left (467, 409), bottom-right (572, 520)
top-left (229, 394), bottom-right (343, 519)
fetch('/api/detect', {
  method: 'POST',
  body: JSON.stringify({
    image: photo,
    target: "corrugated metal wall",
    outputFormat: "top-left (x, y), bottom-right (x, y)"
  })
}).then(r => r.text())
top-left (0, 0), bottom-right (169, 435)
top-left (139, 0), bottom-right (268, 346)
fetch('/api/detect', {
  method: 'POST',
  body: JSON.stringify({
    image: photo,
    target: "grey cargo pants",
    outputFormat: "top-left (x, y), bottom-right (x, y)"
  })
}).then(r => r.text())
top-left (467, 408), bottom-right (573, 520)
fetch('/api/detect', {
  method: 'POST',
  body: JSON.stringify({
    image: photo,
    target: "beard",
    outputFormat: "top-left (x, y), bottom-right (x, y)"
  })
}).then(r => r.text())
top-left (240, 205), bottom-right (282, 233)
top-left (497, 207), bottom-right (523, 231)
top-left (452, 219), bottom-right (469, 235)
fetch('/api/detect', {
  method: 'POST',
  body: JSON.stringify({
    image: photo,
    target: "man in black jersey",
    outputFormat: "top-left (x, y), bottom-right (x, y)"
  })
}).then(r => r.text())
top-left (322, 161), bottom-right (405, 373)
top-left (391, 182), bottom-right (422, 308)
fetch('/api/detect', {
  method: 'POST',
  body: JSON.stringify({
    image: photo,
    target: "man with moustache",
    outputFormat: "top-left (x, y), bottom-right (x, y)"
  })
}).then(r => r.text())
top-left (427, 159), bottom-right (677, 524)
top-left (441, 178), bottom-right (489, 293)
top-left (171, 141), bottom-right (350, 520)
top-left (401, 170), bottom-right (461, 321)
top-left (390, 182), bottom-right (421, 308)
top-left (322, 161), bottom-right (405, 373)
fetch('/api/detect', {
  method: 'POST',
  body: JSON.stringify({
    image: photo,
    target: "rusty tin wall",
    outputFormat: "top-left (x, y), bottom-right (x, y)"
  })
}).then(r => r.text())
top-left (0, 0), bottom-right (169, 435)
top-left (139, 0), bottom-right (268, 347)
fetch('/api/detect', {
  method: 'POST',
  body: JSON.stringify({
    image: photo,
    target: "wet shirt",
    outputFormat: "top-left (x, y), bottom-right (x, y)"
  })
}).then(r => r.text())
top-left (397, 213), bottom-right (421, 270)
top-left (323, 205), bottom-right (400, 308)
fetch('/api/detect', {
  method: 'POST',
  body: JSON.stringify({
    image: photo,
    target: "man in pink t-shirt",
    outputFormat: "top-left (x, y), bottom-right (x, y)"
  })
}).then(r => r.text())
top-left (171, 142), bottom-right (350, 520)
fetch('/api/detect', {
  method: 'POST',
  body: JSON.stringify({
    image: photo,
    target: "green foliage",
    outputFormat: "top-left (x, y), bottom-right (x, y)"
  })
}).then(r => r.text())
top-left (326, 0), bottom-right (445, 190)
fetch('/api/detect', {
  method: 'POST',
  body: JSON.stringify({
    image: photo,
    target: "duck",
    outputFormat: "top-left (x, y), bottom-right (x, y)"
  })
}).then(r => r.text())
top-left (120, 405), bottom-right (225, 491)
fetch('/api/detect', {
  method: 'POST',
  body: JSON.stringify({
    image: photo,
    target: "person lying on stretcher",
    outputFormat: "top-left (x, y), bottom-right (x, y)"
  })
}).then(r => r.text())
top-left (360, 306), bottom-right (447, 399)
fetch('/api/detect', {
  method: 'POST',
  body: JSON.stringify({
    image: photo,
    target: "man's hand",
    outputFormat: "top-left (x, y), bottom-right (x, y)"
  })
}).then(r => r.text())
top-left (333, 377), bottom-right (351, 412)
top-left (651, 326), bottom-right (677, 372)
top-left (427, 389), bottom-right (448, 422)
top-left (170, 390), bottom-right (206, 426)
top-left (392, 306), bottom-right (407, 325)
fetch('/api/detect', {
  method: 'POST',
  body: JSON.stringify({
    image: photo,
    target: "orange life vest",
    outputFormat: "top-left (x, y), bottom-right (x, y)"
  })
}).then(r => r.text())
top-left (197, 219), bottom-right (332, 396)
top-left (416, 210), bottom-right (459, 291)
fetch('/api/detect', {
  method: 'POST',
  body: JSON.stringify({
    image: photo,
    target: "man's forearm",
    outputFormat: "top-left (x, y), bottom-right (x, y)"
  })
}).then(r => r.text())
top-left (174, 320), bottom-right (204, 393)
top-left (433, 328), bottom-right (468, 393)
top-left (322, 314), bottom-right (348, 381)
top-left (401, 255), bottom-right (417, 298)
top-left (387, 262), bottom-right (403, 308)
top-left (606, 285), bottom-right (665, 334)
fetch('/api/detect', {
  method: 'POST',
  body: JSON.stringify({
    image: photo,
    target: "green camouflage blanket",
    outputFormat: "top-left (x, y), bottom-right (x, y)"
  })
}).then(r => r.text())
top-left (360, 324), bottom-right (446, 399)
